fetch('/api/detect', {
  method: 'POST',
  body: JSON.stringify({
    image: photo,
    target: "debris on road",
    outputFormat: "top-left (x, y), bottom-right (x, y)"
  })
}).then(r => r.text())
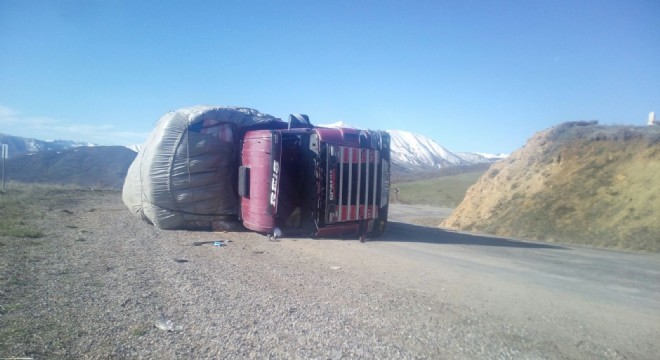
top-left (154, 318), bottom-right (182, 332)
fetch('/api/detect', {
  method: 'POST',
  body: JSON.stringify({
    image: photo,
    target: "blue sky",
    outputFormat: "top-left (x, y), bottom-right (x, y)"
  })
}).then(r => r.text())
top-left (1, 0), bottom-right (658, 153)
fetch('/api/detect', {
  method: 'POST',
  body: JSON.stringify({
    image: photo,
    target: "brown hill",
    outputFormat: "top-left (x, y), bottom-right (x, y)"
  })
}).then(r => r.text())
top-left (442, 121), bottom-right (660, 252)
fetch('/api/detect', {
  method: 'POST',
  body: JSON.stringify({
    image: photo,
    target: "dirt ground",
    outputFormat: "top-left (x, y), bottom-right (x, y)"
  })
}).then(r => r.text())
top-left (1, 189), bottom-right (659, 359)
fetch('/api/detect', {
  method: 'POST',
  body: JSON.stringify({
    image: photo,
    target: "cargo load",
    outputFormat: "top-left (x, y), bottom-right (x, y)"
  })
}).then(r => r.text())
top-left (122, 106), bottom-right (284, 230)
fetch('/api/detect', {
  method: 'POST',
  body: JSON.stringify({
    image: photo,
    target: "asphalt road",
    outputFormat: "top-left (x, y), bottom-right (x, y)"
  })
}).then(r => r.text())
top-left (386, 204), bottom-right (660, 315)
top-left (275, 203), bottom-right (660, 358)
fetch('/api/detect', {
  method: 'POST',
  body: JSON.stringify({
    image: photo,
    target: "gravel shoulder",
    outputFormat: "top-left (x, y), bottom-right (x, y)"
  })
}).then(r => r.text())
top-left (1, 190), bottom-right (659, 359)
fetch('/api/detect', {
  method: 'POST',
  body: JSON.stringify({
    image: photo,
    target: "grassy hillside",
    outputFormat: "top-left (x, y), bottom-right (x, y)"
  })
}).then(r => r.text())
top-left (391, 170), bottom-right (486, 207)
top-left (443, 122), bottom-right (660, 253)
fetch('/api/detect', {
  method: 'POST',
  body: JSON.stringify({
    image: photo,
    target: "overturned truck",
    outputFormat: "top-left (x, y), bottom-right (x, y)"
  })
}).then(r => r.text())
top-left (123, 106), bottom-right (391, 238)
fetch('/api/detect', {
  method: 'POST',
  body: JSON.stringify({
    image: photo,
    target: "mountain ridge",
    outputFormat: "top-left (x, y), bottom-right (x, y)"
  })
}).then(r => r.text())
top-left (316, 124), bottom-right (507, 171)
top-left (0, 132), bottom-right (96, 158)
top-left (0, 130), bottom-right (505, 188)
top-left (4, 146), bottom-right (137, 189)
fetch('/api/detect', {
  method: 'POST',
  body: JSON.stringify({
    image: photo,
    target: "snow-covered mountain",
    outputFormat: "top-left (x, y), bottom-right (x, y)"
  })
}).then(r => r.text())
top-left (388, 130), bottom-right (467, 170)
top-left (319, 121), bottom-right (357, 129)
top-left (0, 133), bottom-right (96, 159)
top-left (125, 144), bottom-right (142, 153)
top-left (455, 151), bottom-right (508, 164)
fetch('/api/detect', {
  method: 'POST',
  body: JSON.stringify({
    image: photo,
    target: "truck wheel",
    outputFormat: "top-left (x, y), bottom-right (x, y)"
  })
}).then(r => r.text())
top-left (369, 219), bottom-right (387, 238)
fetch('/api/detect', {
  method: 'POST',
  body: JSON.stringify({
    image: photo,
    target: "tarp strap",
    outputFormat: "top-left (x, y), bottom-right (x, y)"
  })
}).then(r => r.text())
top-left (186, 128), bottom-right (191, 182)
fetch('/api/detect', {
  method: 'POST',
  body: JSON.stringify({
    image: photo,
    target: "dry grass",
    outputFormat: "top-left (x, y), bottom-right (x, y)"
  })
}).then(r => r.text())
top-left (444, 124), bottom-right (660, 253)
top-left (0, 182), bottom-right (48, 238)
top-left (0, 182), bottom-right (98, 239)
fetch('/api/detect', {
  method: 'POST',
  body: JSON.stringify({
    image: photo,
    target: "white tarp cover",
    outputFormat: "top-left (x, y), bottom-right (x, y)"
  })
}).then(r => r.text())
top-left (123, 106), bottom-right (284, 230)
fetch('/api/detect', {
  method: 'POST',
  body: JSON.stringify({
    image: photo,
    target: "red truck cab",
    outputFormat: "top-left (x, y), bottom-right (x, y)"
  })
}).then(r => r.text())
top-left (239, 124), bottom-right (390, 238)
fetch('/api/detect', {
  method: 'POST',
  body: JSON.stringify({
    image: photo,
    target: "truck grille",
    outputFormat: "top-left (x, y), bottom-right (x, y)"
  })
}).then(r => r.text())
top-left (325, 145), bottom-right (382, 224)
